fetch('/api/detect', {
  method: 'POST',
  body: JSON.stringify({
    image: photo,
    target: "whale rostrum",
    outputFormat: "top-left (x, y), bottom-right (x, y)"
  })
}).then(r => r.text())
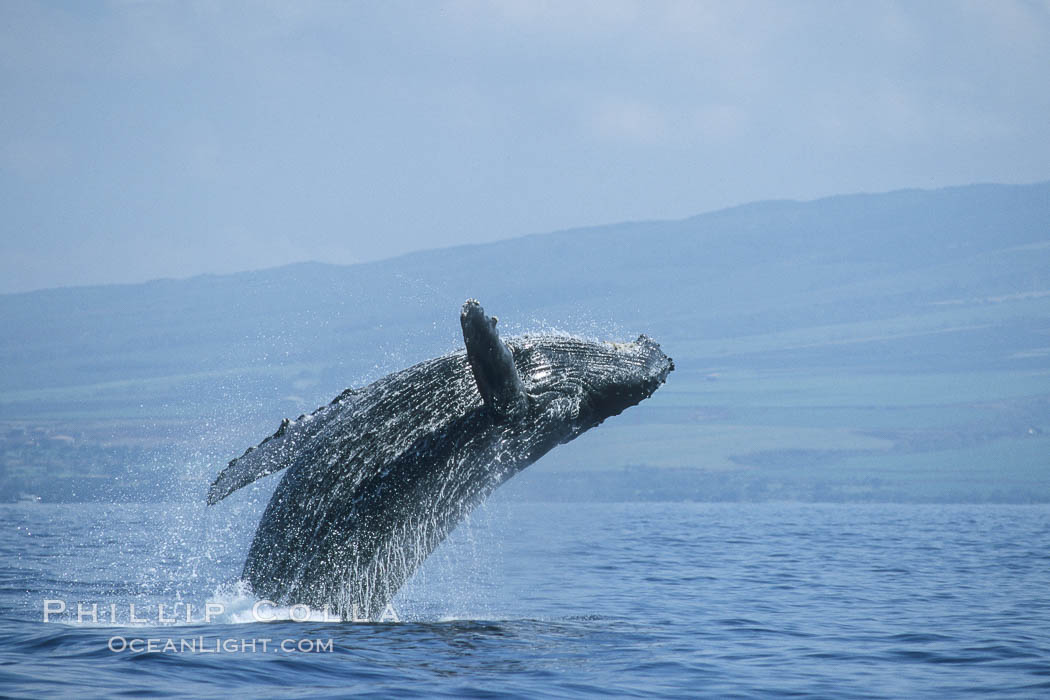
top-left (208, 300), bottom-right (673, 619)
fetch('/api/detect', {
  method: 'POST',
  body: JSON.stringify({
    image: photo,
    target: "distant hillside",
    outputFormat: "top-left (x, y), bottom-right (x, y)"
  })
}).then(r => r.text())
top-left (2, 182), bottom-right (1048, 503)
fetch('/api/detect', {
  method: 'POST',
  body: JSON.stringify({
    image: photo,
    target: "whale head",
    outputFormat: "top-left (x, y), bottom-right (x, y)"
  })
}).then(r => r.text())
top-left (461, 299), bottom-right (672, 434)
top-left (510, 332), bottom-right (673, 439)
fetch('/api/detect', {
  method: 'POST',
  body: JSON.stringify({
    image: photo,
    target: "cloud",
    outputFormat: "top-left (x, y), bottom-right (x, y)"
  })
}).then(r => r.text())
top-left (1, 1), bottom-right (1048, 293)
top-left (589, 99), bottom-right (668, 145)
top-left (586, 99), bottom-right (748, 147)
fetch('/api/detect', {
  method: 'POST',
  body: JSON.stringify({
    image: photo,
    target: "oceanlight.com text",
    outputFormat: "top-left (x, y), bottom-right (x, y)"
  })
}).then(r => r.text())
top-left (107, 636), bottom-right (334, 654)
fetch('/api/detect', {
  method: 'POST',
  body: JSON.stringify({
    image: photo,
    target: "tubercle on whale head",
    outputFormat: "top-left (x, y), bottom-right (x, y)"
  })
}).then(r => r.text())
top-left (633, 334), bottom-right (675, 380)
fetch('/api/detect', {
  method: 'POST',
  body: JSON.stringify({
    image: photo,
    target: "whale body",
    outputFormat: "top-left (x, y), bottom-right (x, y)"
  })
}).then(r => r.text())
top-left (208, 300), bottom-right (673, 619)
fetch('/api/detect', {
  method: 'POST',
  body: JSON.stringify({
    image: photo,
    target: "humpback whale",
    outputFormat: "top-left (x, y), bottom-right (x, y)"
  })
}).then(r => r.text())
top-left (208, 300), bottom-right (673, 619)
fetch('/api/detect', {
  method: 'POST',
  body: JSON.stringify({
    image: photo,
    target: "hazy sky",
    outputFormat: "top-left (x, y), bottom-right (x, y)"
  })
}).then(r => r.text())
top-left (2, 0), bottom-right (1048, 293)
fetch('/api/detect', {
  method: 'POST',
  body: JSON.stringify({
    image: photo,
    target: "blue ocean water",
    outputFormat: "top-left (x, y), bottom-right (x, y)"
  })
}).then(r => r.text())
top-left (1, 500), bottom-right (1048, 698)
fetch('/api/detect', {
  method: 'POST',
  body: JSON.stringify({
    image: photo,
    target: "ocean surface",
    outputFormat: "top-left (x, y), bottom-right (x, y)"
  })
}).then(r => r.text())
top-left (1, 499), bottom-right (1048, 698)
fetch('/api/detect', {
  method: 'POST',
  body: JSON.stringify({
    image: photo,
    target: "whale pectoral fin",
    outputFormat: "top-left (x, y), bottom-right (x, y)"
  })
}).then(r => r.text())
top-left (460, 299), bottom-right (528, 421)
top-left (207, 422), bottom-right (291, 505)
top-left (208, 452), bottom-right (265, 505)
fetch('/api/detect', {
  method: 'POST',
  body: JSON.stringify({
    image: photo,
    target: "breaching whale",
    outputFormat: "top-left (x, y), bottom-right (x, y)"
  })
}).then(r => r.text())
top-left (208, 300), bottom-right (673, 619)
